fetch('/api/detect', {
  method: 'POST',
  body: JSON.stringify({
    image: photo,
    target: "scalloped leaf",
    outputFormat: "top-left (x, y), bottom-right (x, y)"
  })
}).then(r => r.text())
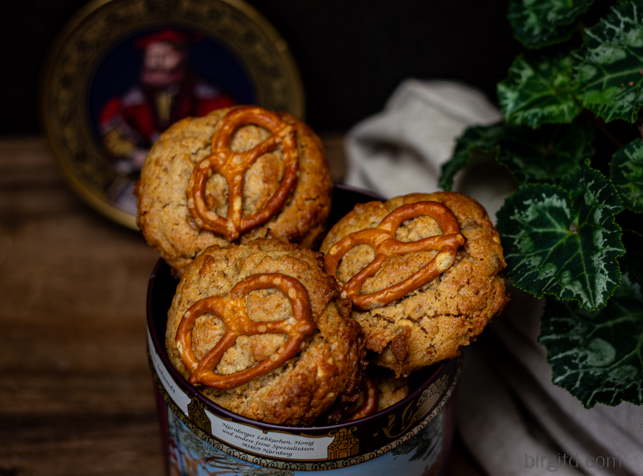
top-left (496, 118), bottom-right (594, 184)
top-left (498, 52), bottom-right (582, 127)
top-left (539, 272), bottom-right (643, 408)
top-left (610, 138), bottom-right (643, 212)
top-left (496, 165), bottom-right (625, 309)
top-left (439, 122), bottom-right (504, 191)
top-left (508, 0), bottom-right (595, 49)
top-left (439, 120), bottom-right (593, 190)
top-left (573, 0), bottom-right (643, 123)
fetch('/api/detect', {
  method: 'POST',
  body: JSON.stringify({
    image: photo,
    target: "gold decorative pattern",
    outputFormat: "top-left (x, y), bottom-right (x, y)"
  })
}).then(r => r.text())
top-left (41, 0), bottom-right (304, 230)
top-left (415, 374), bottom-right (451, 422)
top-left (327, 427), bottom-right (359, 459)
top-left (187, 394), bottom-right (213, 434)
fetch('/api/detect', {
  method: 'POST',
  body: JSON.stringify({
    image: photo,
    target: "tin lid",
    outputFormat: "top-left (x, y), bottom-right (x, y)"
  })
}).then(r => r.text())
top-left (41, 0), bottom-right (304, 230)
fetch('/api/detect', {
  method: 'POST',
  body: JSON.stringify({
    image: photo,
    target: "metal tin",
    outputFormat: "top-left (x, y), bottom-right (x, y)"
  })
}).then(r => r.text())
top-left (146, 185), bottom-right (460, 475)
top-left (41, 0), bottom-right (304, 231)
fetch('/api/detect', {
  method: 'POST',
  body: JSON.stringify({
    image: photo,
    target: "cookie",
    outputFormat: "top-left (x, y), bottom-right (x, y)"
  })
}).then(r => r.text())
top-left (136, 106), bottom-right (333, 276)
top-left (321, 192), bottom-right (508, 376)
top-left (165, 238), bottom-right (366, 426)
top-left (374, 371), bottom-right (409, 411)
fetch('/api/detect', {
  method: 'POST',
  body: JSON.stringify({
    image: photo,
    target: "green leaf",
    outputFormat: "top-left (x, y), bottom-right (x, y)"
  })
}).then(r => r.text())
top-left (439, 120), bottom-right (593, 190)
top-left (508, 0), bottom-right (595, 49)
top-left (610, 138), bottom-right (643, 212)
top-left (439, 123), bottom-right (503, 191)
top-left (498, 53), bottom-right (583, 127)
top-left (496, 164), bottom-right (625, 310)
top-left (573, 0), bottom-right (643, 123)
top-left (495, 118), bottom-right (594, 184)
top-left (539, 273), bottom-right (643, 408)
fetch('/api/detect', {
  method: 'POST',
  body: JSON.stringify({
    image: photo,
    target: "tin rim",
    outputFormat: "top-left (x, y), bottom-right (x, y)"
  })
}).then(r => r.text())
top-left (147, 358), bottom-right (459, 471)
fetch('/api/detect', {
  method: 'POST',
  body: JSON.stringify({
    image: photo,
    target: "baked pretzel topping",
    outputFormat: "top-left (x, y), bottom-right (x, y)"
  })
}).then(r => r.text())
top-left (344, 374), bottom-right (378, 422)
top-left (175, 273), bottom-right (316, 390)
top-left (324, 201), bottom-right (466, 310)
top-left (186, 106), bottom-right (299, 241)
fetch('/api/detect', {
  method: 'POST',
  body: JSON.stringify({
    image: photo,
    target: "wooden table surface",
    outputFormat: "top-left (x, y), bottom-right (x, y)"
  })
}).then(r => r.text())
top-left (0, 137), bottom-right (483, 476)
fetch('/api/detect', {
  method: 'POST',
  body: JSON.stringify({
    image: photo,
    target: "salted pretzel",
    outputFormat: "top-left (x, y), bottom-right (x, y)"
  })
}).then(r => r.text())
top-left (186, 106), bottom-right (299, 241)
top-left (175, 273), bottom-right (316, 390)
top-left (343, 374), bottom-right (378, 422)
top-left (324, 201), bottom-right (466, 310)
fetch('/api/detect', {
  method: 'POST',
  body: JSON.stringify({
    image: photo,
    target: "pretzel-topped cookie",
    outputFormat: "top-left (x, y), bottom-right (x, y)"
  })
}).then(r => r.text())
top-left (324, 201), bottom-right (466, 310)
top-left (175, 273), bottom-right (316, 390)
top-left (186, 106), bottom-right (299, 241)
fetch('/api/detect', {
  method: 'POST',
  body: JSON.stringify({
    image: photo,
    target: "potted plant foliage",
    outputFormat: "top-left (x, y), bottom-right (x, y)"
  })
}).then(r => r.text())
top-left (440, 0), bottom-right (643, 408)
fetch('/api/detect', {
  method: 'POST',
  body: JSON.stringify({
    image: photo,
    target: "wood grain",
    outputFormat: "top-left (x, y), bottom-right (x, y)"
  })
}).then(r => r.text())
top-left (0, 138), bottom-right (162, 475)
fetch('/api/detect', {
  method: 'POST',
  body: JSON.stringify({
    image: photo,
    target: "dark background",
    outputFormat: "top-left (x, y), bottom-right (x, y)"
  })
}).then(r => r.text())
top-left (0, 0), bottom-right (520, 135)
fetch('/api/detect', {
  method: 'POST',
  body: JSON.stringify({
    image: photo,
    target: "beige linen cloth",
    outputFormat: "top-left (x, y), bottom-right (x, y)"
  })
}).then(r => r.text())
top-left (343, 79), bottom-right (643, 475)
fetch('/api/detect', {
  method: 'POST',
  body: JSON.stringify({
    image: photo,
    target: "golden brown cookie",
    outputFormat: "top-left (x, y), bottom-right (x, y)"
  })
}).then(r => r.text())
top-left (136, 106), bottom-right (333, 276)
top-left (321, 192), bottom-right (509, 376)
top-left (165, 239), bottom-right (366, 426)
top-left (374, 371), bottom-right (409, 411)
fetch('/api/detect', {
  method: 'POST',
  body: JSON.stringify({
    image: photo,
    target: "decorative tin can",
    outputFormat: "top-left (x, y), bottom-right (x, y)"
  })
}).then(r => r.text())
top-left (146, 185), bottom-right (460, 475)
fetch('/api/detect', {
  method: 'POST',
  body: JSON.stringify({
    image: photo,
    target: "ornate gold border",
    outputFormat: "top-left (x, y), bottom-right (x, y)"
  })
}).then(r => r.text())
top-left (148, 347), bottom-right (461, 471)
top-left (40, 0), bottom-right (304, 230)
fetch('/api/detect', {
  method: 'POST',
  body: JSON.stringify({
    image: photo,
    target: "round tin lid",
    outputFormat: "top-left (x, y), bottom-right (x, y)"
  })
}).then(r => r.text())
top-left (41, 0), bottom-right (305, 230)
